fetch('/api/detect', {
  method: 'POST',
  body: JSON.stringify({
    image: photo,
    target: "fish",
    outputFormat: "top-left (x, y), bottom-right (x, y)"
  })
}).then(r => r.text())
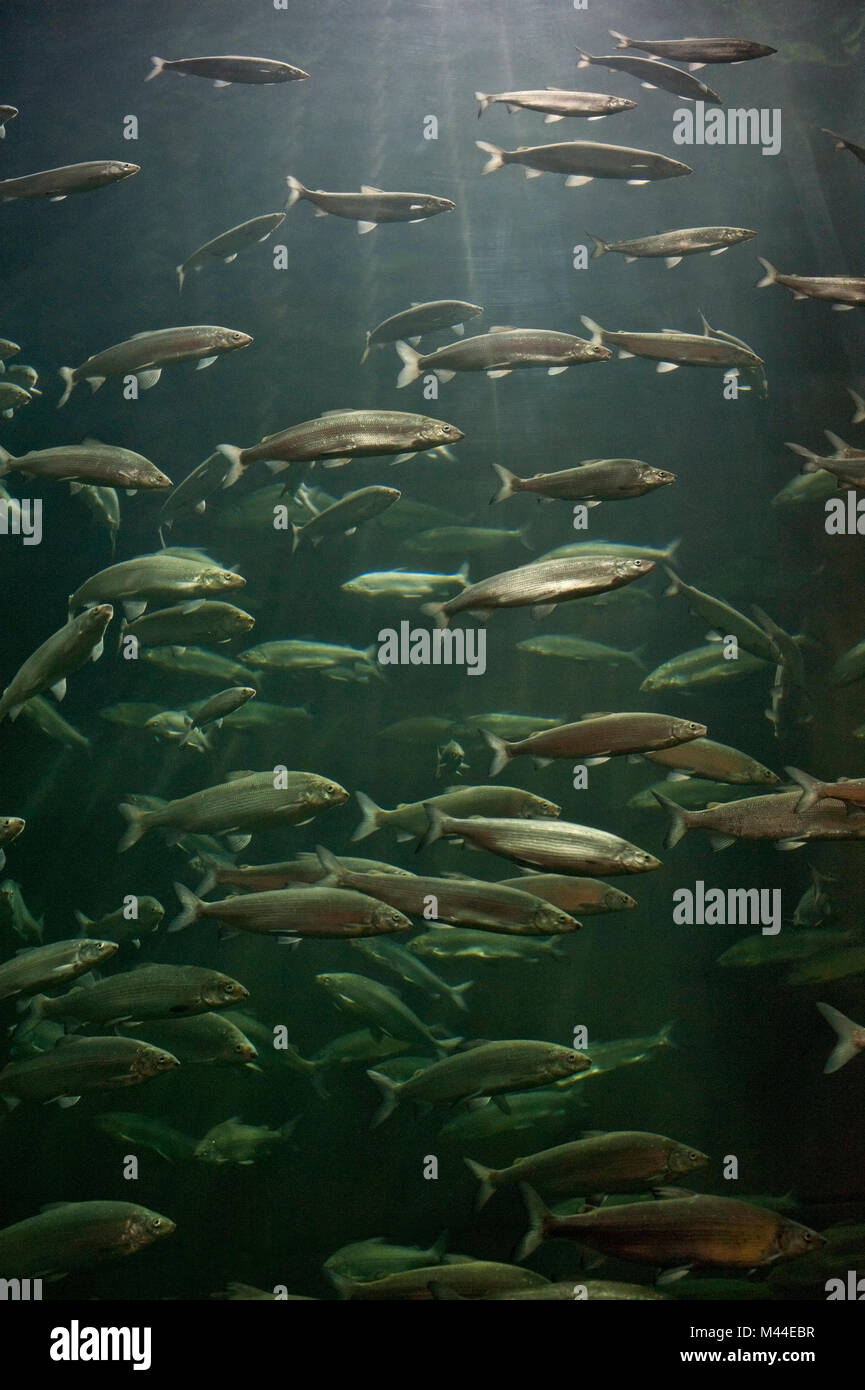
top-left (641, 738), bottom-right (779, 786)
top-left (95, 1113), bottom-right (198, 1162)
top-left (662, 569), bottom-right (781, 662)
top-left (0, 816), bottom-right (25, 873)
top-left (517, 1189), bottom-right (823, 1269)
top-left (352, 785), bottom-right (560, 841)
top-left (195, 1116), bottom-right (298, 1165)
top-left (316, 845), bottom-right (579, 935)
top-left (74, 896), bottom-right (164, 948)
top-left (324, 1233), bottom-right (459, 1282)
top-left (587, 225), bottom-right (755, 268)
top-left (351, 939), bottom-right (473, 1013)
top-left (291, 486), bottom-right (401, 550)
top-left (816, 1003), bottom-right (865, 1073)
top-left (607, 32), bottom-right (776, 65)
top-left (641, 644), bottom-right (768, 692)
top-left (581, 314), bottom-right (765, 379)
top-left (492, 458), bottom-right (674, 503)
top-left (70, 482), bottom-right (120, 555)
top-left (147, 54), bottom-right (309, 83)
top-left (122, 601), bottom-right (255, 647)
top-left (792, 867), bottom-right (836, 929)
top-left (422, 555), bottom-right (654, 627)
top-left (312, 1028), bottom-right (413, 1069)
top-left (655, 788), bottom-right (865, 851)
top-left (574, 47), bottom-right (723, 102)
top-left (404, 524), bottom-right (532, 556)
top-left (0, 1201), bottom-right (175, 1279)
top-left (315, 971), bottom-right (462, 1057)
top-left (241, 639), bottom-right (378, 679)
top-left (496, 875), bottom-right (636, 914)
top-left (717, 930), bottom-right (856, 968)
top-left (630, 780), bottom-right (767, 813)
top-left (460, 712), bottom-right (563, 739)
top-left (557, 1022), bottom-right (676, 1083)
top-left (438, 1086), bottom-right (585, 1145)
top-left (69, 553), bottom-right (244, 618)
top-left (0, 880), bottom-right (44, 944)
top-left (21, 963), bottom-right (249, 1030)
top-left (788, 431), bottom-right (865, 488)
top-left (475, 89), bottom-right (636, 120)
top-left (0, 1036), bottom-right (179, 1105)
top-left (342, 565), bottom-right (469, 600)
top-left (466, 1130), bottom-right (708, 1208)
top-left (118, 770), bottom-right (348, 850)
top-left (144, 712), bottom-right (210, 752)
top-left (0, 105), bottom-right (18, 136)
top-left (408, 929), bottom-right (566, 962)
top-left (822, 128), bottom-right (865, 164)
top-left (176, 213), bottom-right (286, 289)
top-left (142, 646), bottom-right (255, 685)
top-left (285, 177), bottom-right (454, 232)
top-left (171, 880), bottom-right (410, 941)
top-left (362, 300), bottom-right (484, 362)
top-left (367, 1038), bottom-right (591, 1125)
top-left (518, 633), bottom-right (646, 669)
top-left (119, 1013), bottom-right (258, 1066)
top-left (334, 1261), bottom-right (548, 1300)
top-left (420, 808), bottom-right (661, 875)
top-left (484, 712), bottom-right (706, 775)
top-left (832, 638), bottom-right (865, 686)
top-left (0, 441), bottom-right (171, 490)
top-left (0, 160), bottom-right (139, 202)
top-left (157, 452), bottom-right (240, 538)
top-left (538, 537), bottom-right (679, 564)
top-left (484, 1280), bottom-right (670, 1301)
top-left (22, 696), bottom-right (93, 753)
top-left (378, 498), bottom-right (461, 532)
top-left (395, 328), bottom-right (610, 386)
top-left (5, 364), bottom-right (40, 392)
top-left (0, 382), bottom-right (32, 416)
top-left (58, 326), bottom-right (252, 406)
top-left (0, 605), bottom-right (113, 723)
top-left (771, 468), bottom-right (837, 508)
top-left (476, 138), bottom-right (691, 183)
top-left (219, 408), bottom-right (463, 477)
top-left (786, 767), bottom-right (865, 815)
top-left (211, 701), bottom-right (311, 731)
top-left (0, 937), bottom-right (117, 1003)
top-left (179, 686), bottom-right (256, 744)
top-left (787, 945), bottom-right (865, 986)
top-left (377, 716), bottom-right (458, 745)
top-left (756, 258), bottom-right (865, 308)
top-left (197, 852), bottom-right (412, 893)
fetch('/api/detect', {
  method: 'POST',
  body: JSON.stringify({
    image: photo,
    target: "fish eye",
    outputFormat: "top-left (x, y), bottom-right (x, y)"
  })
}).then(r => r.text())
top-left (150, 1218), bottom-right (163, 1231)
top-left (557, 915), bottom-right (569, 927)
top-left (390, 914), bottom-right (402, 927)
top-left (441, 424), bottom-right (453, 434)
top-left (689, 1151), bottom-right (700, 1162)
top-left (222, 982), bottom-right (235, 996)
top-left (231, 332), bottom-right (245, 342)
top-left (802, 1231), bottom-right (814, 1243)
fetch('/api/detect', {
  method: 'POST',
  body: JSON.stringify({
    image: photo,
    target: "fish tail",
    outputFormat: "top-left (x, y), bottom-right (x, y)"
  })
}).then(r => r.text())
top-left (284, 175), bottom-right (308, 209)
top-left (490, 462), bottom-right (518, 504)
top-left (176, 264), bottom-right (185, 293)
top-left (664, 538), bottom-right (682, 565)
top-left (351, 790), bottom-right (384, 842)
top-left (848, 387), bottom-right (865, 425)
top-left (475, 139), bottom-right (504, 174)
top-left (449, 980), bottom-right (474, 1013)
top-left (516, 1184), bottom-right (552, 1262)
top-left (481, 727), bottom-right (512, 778)
top-left (216, 444), bottom-right (245, 488)
top-left (817, 1002), bottom-right (862, 1073)
top-left (464, 1157), bottom-right (499, 1210)
top-left (359, 333), bottom-right (371, 364)
top-left (784, 441), bottom-right (821, 474)
top-left (168, 881), bottom-right (203, 933)
top-left (658, 1020), bottom-right (677, 1049)
top-left (315, 844), bottom-right (344, 884)
top-left (574, 46), bottom-right (594, 68)
top-left (117, 801), bottom-right (147, 852)
top-left (194, 853), bottom-right (222, 898)
top-left (72, 909), bottom-right (92, 935)
top-left (421, 600), bottom-right (449, 628)
top-left (16, 992), bottom-right (48, 1034)
top-left (662, 564), bottom-right (682, 598)
top-left (579, 314), bottom-right (605, 345)
top-left (57, 367), bottom-right (76, 408)
top-left (366, 1068), bottom-right (400, 1127)
top-left (785, 766), bottom-right (823, 814)
top-left (395, 339), bottom-right (422, 389)
top-left (755, 256), bottom-right (778, 289)
top-left (435, 1034), bottom-right (463, 1057)
top-left (474, 91), bottom-right (492, 118)
top-left (290, 521), bottom-right (304, 554)
top-left (418, 803), bottom-right (447, 852)
top-left (652, 790), bottom-right (688, 848)
top-left (587, 231), bottom-right (609, 259)
top-left (608, 29), bottom-right (630, 48)
top-left (0, 444), bottom-right (15, 475)
top-left (146, 56), bottom-right (167, 81)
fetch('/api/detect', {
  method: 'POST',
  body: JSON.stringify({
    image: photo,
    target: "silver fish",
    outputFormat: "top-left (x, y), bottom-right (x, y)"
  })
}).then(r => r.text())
top-left (0, 605), bottom-right (112, 722)
top-left (58, 325), bottom-right (252, 406)
top-left (0, 160), bottom-right (139, 202)
top-left (176, 213), bottom-right (285, 290)
top-left (285, 176), bottom-right (455, 232)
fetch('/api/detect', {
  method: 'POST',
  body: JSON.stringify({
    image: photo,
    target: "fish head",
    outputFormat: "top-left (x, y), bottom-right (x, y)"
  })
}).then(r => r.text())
top-left (80, 603), bottom-right (114, 636)
top-left (0, 816), bottom-right (25, 843)
top-left (558, 1046), bottom-right (592, 1076)
top-left (236, 612), bottom-right (257, 634)
top-left (113, 161), bottom-right (141, 180)
top-left (535, 902), bottom-right (578, 934)
top-left (646, 467), bottom-right (676, 487)
top-left (778, 1219), bottom-right (826, 1259)
top-left (204, 974), bottom-right (249, 1007)
top-left (208, 567), bottom-right (247, 593)
top-left (610, 96), bottom-right (638, 112)
top-left (585, 342), bottom-right (612, 362)
top-left (217, 329), bottom-right (254, 352)
top-left (230, 1038), bottom-right (259, 1063)
top-left (669, 1143), bottom-right (710, 1176)
top-left (723, 227), bottom-right (757, 245)
top-left (81, 938), bottom-right (120, 967)
top-left (603, 888), bottom-right (635, 910)
top-left (673, 719), bottom-right (707, 742)
top-left (374, 904), bottom-right (412, 934)
top-left (421, 416), bottom-right (464, 447)
top-left (139, 1045), bottom-right (180, 1078)
top-left (621, 846), bottom-right (662, 873)
top-left (421, 195), bottom-right (456, 215)
top-left (616, 558), bottom-right (654, 580)
top-left (132, 1209), bottom-right (176, 1249)
top-left (758, 767), bottom-right (781, 785)
top-left (524, 795), bottom-right (561, 818)
top-left (194, 1136), bottom-right (225, 1164)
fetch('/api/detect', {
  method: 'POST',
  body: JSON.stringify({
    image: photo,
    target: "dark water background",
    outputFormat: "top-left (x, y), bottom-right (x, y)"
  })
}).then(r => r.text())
top-left (0, 0), bottom-right (864, 1298)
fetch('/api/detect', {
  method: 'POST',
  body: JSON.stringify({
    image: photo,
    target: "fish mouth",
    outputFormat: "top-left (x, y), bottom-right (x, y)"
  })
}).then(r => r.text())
top-left (121, 164), bottom-right (141, 177)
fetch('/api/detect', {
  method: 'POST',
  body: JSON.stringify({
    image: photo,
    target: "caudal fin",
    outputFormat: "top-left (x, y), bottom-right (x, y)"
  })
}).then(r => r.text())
top-left (784, 441), bottom-right (822, 475)
top-left (515, 1184), bottom-right (552, 1262)
top-left (315, 844), bottom-right (344, 884)
top-left (652, 790), bottom-right (688, 848)
top-left (176, 264), bottom-right (186, 293)
top-left (395, 340), bottom-right (422, 389)
top-left (367, 1068), bottom-right (400, 1127)
top-left (420, 600), bottom-right (448, 628)
top-left (490, 462), bottom-right (518, 504)
top-left (284, 175), bottom-right (308, 209)
top-left (481, 727), bottom-right (512, 778)
top-left (146, 56), bottom-right (167, 81)
top-left (57, 367), bottom-right (76, 408)
top-left (817, 1002), bottom-right (864, 1074)
top-left (216, 444), bottom-right (245, 488)
top-left (168, 881), bottom-right (203, 933)
top-left (117, 802), bottom-right (147, 853)
top-left (448, 980), bottom-right (474, 1013)
top-left (351, 791), bottom-right (384, 842)
top-left (756, 256), bottom-right (778, 289)
top-left (0, 444), bottom-right (16, 477)
top-left (608, 29), bottom-right (630, 48)
top-left (475, 91), bottom-right (493, 118)
top-left (574, 46), bottom-right (595, 69)
top-left (464, 1157), bottom-right (498, 1210)
top-left (662, 565), bottom-right (683, 598)
top-left (16, 993), bottom-right (49, 1034)
top-left (417, 804), bottom-right (447, 852)
top-left (785, 767), bottom-right (824, 814)
top-left (579, 315), bottom-right (605, 346)
top-left (587, 232), bottom-right (609, 259)
top-left (847, 387), bottom-right (865, 425)
top-left (476, 140), bottom-right (505, 174)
